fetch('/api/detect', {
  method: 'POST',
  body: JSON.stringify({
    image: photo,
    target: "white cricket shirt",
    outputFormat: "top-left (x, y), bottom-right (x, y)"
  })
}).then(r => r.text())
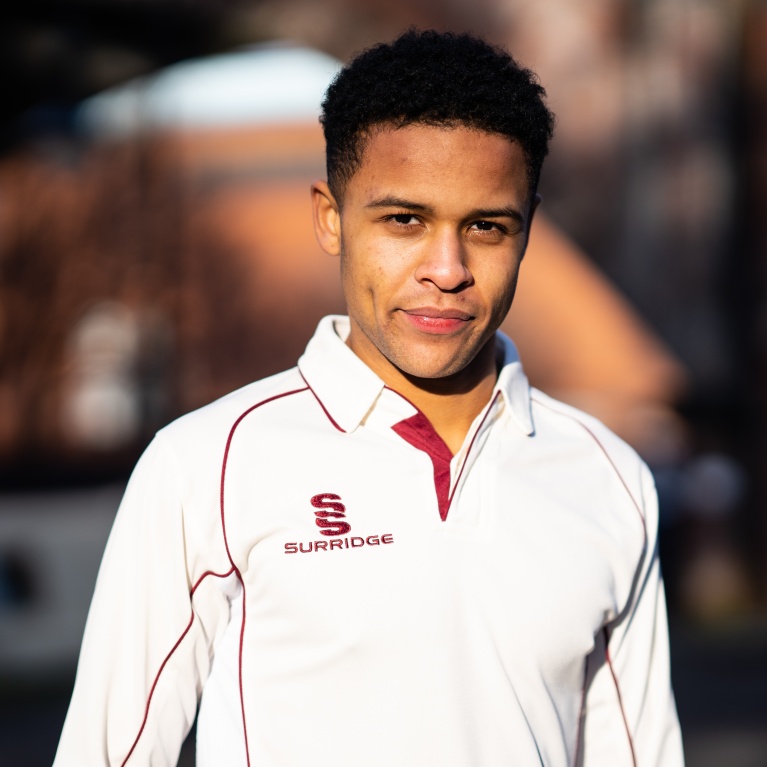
top-left (54, 315), bottom-right (683, 766)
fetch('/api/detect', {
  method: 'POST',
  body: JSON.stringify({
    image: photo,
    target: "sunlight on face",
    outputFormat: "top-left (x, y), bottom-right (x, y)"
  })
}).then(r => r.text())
top-left (338, 123), bottom-right (536, 386)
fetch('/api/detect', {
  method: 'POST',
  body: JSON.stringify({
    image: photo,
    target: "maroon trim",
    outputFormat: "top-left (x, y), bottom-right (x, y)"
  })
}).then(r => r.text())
top-left (219, 386), bottom-right (309, 767)
top-left (604, 628), bottom-right (638, 767)
top-left (531, 397), bottom-right (649, 766)
top-left (120, 566), bottom-right (236, 767)
top-left (298, 371), bottom-right (346, 433)
top-left (219, 386), bottom-right (310, 564)
top-left (447, 390), bottom-right (501, 510)
top-left (387, 387), bottom-right (501, 522)
top-left (530, 395), bottom-right (647, 544)
top-left (392, 412), bottom-right (453, 520)
top-left (237, 584), bottom-right (248, 763)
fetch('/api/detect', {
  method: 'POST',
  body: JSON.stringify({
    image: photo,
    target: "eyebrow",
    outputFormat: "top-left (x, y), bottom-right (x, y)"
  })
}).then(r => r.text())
top-left (365, 196), bottom-right (524, 224)
top-left (469, 206), bottom-right (524, 224)
top-left (365, 196), bottom-right (432, 212)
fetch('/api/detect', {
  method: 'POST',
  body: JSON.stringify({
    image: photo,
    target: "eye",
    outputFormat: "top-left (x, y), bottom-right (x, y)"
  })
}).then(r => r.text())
top-left (466, 220), bottom-right (511, 243)
top-left (391, 213), bottom-right (419, 225)
top-left (472, 220), bottom-right (502, 232)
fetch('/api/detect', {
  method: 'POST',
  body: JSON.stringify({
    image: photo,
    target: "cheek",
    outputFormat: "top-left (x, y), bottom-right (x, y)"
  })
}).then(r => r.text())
top-left (475, 259), bottom-right (521, 305)
top-left (340, 247), bottom-right (384, 321)
top-left (344, 241), bottom-right (409, 301)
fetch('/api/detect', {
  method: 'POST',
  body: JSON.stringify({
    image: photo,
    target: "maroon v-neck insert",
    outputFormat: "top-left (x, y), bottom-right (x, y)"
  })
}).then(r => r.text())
top-left (392, 412), bottom-right (454, 521)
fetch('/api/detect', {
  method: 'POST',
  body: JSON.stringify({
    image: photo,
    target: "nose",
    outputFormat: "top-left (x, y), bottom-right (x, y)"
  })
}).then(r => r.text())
top-left (414, 229), bottom-right (473, 291)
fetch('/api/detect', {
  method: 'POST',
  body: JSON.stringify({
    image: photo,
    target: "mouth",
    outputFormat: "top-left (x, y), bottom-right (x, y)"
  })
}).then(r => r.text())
top-left (400, 307), bottom-right (473, 334)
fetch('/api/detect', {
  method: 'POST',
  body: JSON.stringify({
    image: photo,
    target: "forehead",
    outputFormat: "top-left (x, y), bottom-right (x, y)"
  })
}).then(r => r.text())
top-left (347, 123), bottom-right (531, 208)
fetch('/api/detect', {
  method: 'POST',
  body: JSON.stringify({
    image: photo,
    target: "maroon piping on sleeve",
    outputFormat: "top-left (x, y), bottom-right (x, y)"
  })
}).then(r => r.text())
top-left (604, 628), bottom-right (638, 767)
top-left (572, 659), bottom-right (589, 767)
top-left (219, 386), bottom-right (309, 767)
top-left (120, 567), bottom-right (236, 767)
top-left (530, 396), bottom-right (646, 767)
top-left (530, 395), bottom-right (647, 544)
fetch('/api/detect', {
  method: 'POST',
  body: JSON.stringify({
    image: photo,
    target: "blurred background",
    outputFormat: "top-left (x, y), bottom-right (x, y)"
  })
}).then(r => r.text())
top-left (1, 0), bottom-right (766, 764)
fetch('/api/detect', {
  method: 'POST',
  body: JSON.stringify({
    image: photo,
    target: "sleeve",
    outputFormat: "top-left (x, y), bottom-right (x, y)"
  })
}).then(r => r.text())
top-left (53, 433), bottom-right (235, 766)
top-left (579, 462), bottom-right (685, 767)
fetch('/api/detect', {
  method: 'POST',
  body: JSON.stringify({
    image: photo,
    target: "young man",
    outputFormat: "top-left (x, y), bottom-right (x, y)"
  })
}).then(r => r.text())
top-left (55, 30), bottom-right (683, 766)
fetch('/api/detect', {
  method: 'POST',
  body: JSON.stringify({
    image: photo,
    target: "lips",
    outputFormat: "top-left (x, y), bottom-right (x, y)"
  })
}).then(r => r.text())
top-left (401, 307), bottom-right (473, 334)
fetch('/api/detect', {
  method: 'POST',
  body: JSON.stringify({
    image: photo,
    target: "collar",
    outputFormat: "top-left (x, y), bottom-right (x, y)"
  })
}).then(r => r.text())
top-left (297, 315), bottom-right (534, 436)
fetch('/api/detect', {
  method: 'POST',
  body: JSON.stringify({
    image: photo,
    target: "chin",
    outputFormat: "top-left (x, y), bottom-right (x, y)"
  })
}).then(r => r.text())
top-left (395, 353), bottom-right (476, 381)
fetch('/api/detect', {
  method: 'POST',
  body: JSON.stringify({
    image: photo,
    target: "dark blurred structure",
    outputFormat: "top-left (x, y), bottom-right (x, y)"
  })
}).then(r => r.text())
top-left (741, 1), bottom-right (767, 604)
top-left (0, 124), bottom-right (345, 484)
top-left (0, 1), bottom-right (224, 151)
top-left (2, 1), bottom-right (767, 766)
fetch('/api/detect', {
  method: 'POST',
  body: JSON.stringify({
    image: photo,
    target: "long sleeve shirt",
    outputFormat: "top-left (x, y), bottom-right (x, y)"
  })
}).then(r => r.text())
top-left (54, 315), bottom-right (684, 766)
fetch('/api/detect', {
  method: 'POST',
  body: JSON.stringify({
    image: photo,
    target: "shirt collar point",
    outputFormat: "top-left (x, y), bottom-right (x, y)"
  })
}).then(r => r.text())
top-left (495, 331), bottom-right (535, 436)
top-left (298, 316), bottom-right (385, 433)
top-left (299, 318), bottom-right (534, 436)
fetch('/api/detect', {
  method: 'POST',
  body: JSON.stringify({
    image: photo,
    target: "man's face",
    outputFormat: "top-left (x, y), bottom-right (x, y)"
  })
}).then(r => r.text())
top-left (312, 123), bottom-right (537, 384)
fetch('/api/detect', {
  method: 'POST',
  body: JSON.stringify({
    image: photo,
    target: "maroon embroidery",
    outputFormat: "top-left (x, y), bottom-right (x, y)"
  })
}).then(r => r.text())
top-left (311, 492), bottom-right (351, 535)
top-left (314, 516), bottom-right (352, 535)
top-left (284, 534), bottom-right (394, 554)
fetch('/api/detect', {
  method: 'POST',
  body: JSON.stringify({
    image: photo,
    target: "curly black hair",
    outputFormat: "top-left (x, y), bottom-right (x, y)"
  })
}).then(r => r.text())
top-left (320, 29), bottom-right (555, 202)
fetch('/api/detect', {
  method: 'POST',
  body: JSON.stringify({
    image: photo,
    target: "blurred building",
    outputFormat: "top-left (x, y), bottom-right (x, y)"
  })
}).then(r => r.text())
top-left (2, 1), bottom-right (764, 615)
top-left (2, 3), bottom-right (767, 766)
top-left (0, 39), bottom-right (688, 480)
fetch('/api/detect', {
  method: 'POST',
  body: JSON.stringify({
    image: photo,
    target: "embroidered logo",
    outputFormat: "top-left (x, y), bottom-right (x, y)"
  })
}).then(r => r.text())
top-left (283, 492), bottom-right (394, 554)
top-left (311, 492), bottom-right (351, 536)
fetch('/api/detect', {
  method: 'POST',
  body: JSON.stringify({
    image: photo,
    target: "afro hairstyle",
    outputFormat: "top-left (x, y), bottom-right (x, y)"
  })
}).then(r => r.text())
top-left (320, 29), bottom-right (555, 202)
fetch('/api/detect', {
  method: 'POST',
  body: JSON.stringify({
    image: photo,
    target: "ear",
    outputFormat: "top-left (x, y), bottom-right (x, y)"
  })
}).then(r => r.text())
top-left (311, 180), bottom-right (342, 257)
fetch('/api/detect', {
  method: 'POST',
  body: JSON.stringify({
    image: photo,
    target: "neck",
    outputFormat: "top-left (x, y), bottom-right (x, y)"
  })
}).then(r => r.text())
top-left (381, 340), bottom-right (500, 455)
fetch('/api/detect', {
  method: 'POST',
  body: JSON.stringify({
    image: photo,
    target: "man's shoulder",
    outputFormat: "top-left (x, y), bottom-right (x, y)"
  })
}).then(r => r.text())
top-left (527, 387), bottom-right (653, 516)
top-left (157, 366), bottom-right (308, 449)
top-left (528, 388), bottom-right (638, 457)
